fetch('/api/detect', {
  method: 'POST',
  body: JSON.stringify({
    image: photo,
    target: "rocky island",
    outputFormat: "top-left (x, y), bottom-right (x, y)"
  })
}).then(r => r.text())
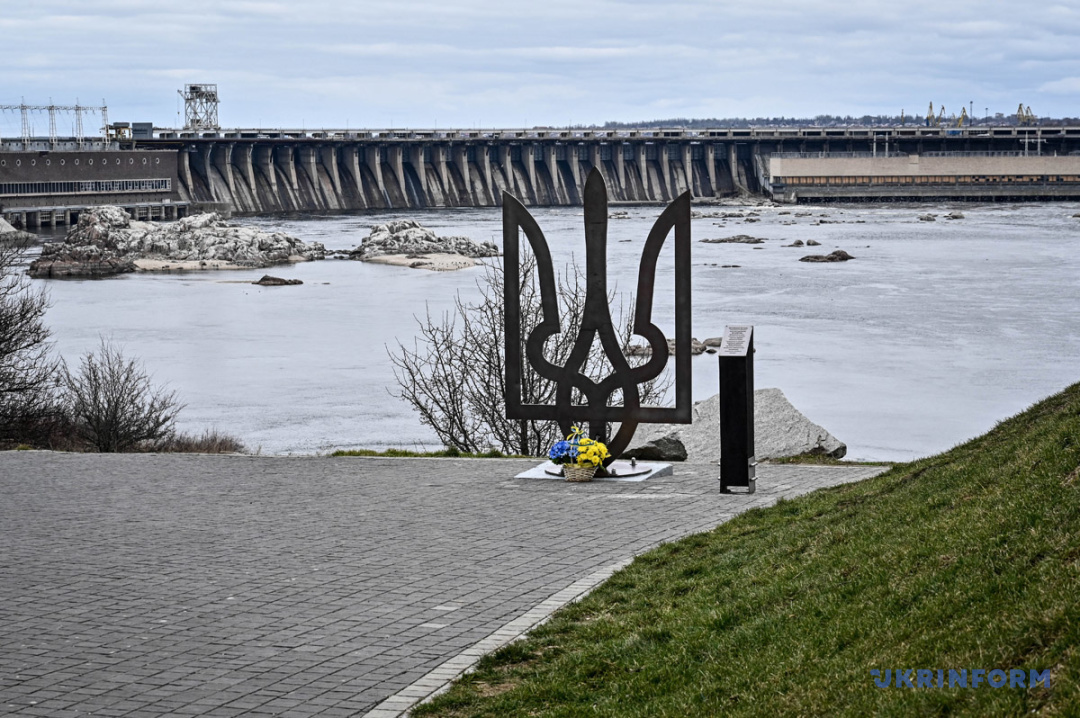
top-left (28, 207), bottom-right (325, 278)
top-left (346, 220), bottom-right (499, 271)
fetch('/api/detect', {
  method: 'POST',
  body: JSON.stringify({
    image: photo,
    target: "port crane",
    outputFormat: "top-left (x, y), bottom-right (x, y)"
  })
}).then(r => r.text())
top-left (927, 102), bottom-right (947, 127)
top-left (1017, 104), bottom-right (1037, 125)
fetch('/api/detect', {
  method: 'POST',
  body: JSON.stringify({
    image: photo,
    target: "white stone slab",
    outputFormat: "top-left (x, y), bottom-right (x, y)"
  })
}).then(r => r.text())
top-left (514, 461), bottom-right (672, 482)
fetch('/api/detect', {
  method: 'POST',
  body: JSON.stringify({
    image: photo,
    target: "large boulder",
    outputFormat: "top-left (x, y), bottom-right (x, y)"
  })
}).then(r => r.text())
top-left (253, 275), bottom-right (302, 286)
top-left (799, 250), bottom-right (855, 263)
top-left (621, 434), bottom-right (688, 462)
top-left (26, 252), bottom-right (137, 278)
top-left (28, 207), bottom-right (325, 278)
top-left (350, 219), bottom-right (499, 260)
top-left (620, 388), bottom-right (846, 462)
top-left (27, 208), bottom-right (136, 277)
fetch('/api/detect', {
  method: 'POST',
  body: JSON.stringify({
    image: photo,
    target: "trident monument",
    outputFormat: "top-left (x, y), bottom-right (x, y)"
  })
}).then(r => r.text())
top-left (502, 168), bottom-right (693, 465)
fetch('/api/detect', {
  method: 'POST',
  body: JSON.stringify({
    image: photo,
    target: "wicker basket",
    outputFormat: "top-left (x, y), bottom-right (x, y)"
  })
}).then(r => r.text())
top-left (563, 464), bottom-right (598, 482)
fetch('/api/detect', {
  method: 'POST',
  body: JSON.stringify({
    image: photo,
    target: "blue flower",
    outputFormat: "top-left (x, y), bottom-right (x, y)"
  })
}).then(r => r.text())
top-left (549, 440), bottom-right (576, 464)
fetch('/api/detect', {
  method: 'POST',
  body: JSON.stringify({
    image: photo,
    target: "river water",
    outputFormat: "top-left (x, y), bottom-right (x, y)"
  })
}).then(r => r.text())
top-left (25, 201), bottom-right (1080, 461)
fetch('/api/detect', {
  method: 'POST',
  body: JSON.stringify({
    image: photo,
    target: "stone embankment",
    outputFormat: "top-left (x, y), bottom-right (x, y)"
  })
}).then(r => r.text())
top-left (344, 220), bottom-right (499, 271)
top-left (28, 207), bottom-right (325, 278)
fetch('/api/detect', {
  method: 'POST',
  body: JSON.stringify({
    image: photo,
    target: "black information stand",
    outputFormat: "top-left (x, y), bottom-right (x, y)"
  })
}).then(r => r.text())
top-left (718, 325), bottom-right (756, 493)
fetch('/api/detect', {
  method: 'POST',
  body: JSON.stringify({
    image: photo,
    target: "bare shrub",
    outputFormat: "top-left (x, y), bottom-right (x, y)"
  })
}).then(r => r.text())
top-left (151, 428), bottom-right (247, 454)
top-left (64, 339), bottom-right (184, 452)
top-left (390, 254), bottom-right (669, 456)
top-left (0, 240), bottom-right (64, 447)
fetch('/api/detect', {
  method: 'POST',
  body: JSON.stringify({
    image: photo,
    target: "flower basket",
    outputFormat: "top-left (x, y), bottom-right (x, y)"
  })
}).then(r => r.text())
top-left (563, 464), bottom-right (598, 483)
top-left (549, 426), bottom-right (610, 483)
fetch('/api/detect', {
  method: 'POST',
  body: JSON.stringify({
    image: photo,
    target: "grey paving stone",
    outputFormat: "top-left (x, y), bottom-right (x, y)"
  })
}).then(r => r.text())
top-left (0, 452), bottom-right (885, 716)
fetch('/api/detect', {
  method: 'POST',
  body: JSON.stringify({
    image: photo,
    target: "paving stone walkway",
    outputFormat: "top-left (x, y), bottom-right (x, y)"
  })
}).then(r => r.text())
top-left (0, 453), bottom-right (886, 717)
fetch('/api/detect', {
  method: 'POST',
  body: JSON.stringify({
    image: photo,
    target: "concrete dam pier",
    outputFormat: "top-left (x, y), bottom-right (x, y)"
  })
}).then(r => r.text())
top-left (162, 131), bottom-right (743, 213)
top-left (149, 124), bottom-right (1080, 212)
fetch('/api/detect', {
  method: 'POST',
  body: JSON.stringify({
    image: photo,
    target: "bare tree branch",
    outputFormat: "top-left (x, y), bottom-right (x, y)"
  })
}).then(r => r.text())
top-left (0, 240), bottom-right (63, 444)
top-left (64, 339), bottom-right (184, 452)
top-left (389, 253), bottom-right (671, 456)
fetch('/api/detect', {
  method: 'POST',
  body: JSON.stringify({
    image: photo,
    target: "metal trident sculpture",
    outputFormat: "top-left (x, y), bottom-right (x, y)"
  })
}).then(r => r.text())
top-left (503, 167), bottom-right (692, 462)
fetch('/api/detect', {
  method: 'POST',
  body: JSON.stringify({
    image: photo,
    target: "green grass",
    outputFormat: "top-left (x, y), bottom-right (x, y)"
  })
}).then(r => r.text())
top-left (415, 382), bottom-right (1080, 717)
top-left (330, 447), bottom-right (528, 459)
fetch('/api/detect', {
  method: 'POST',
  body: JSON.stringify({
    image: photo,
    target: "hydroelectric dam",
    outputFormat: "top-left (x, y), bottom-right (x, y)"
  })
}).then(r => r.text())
top-left (4, 124), bottom-right (1080, 226)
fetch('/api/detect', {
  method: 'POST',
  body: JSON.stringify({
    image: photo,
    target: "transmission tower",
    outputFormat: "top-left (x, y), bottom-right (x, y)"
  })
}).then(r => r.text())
top-left (178, 84), bottom-right (220, 131)
top-left (0, 99), bottom-right (107, 146)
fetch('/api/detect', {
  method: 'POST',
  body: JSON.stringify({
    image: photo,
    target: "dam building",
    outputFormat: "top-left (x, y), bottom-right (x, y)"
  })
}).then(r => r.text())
top-left (0, 137), bottom-right (185, 228)
top-left (767, 152), bottom-right (1080, 202)
top-left (4, 124), bottom-right (1080, 226)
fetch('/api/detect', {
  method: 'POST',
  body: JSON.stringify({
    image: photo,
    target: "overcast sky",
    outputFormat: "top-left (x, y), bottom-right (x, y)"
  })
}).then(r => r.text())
top-left (2, 0), bottom-right (1079, 133)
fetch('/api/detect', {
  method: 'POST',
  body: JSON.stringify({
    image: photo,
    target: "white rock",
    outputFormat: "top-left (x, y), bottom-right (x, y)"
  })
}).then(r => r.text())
top-left (621, 388), bottom-right (846, 462)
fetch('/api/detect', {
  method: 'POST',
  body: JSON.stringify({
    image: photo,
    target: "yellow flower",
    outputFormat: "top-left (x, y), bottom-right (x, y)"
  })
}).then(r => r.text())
top-left (561, 427), bottom-right (611, 466)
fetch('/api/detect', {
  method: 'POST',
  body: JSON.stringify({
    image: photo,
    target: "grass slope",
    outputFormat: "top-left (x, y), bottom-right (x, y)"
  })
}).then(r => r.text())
top-left (416, 383), bottom-right (1080, 717)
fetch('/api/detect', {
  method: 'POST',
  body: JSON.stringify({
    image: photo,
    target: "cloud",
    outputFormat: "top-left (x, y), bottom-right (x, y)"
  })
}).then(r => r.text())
top-left (2, 0), bottom-right (1080, 126)
top-left (1039, 77), bottom-right (1080, 94)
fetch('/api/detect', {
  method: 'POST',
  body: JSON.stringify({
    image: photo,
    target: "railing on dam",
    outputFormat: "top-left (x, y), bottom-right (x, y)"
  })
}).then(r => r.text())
top-left (773, 152), bottom-right (912, 159)
top-left (149, 125), bottom-right (1080, 142)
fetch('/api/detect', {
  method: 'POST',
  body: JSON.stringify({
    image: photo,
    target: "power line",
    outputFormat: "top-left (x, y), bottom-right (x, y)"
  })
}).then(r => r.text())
top-left (0, 101), bottom-right (108, 146)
